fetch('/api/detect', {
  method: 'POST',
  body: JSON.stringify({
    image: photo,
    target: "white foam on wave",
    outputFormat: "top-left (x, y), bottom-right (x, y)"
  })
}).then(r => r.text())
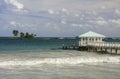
top-left (0, 56), bottom-right (120, 67)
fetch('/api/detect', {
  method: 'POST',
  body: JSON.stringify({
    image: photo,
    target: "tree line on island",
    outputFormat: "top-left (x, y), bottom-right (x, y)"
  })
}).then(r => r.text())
top-left (13, 30), bottom-right (36, 38)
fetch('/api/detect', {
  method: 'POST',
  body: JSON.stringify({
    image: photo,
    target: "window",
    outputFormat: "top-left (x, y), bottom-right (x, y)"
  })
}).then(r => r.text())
top-left (83, 38), bottom-right (84, 41)
top-left (89, 38), bottom-right (91, 41)
top-left (96, 38), bottom-right (97, 41)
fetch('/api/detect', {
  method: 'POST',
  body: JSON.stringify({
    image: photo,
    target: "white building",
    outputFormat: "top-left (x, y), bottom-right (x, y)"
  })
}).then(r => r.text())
top-left (78, 31), bottom-right (105, 46)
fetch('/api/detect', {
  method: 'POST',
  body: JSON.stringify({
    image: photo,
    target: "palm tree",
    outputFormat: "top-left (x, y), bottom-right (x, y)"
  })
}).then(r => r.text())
top-left (25, 33), bottom-right (36, 38)
top-left (13, 30), bottom-right (19, 37)
top-left (25, 32), bottom-right (29, 38)
top-left (20, 32), bottom-right (24, 38)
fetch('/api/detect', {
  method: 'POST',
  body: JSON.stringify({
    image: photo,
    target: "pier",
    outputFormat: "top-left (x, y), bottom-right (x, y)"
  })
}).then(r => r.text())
top-left (62, 42), bottom-right (120, 54)
top-left (62, 31), bottom-right (120, 54)
top-left (87, 42), bottom-right (120, 54)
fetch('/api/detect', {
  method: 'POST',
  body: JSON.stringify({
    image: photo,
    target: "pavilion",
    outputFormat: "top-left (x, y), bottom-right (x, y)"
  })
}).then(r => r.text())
top-left (78, 31), bottom-right (105, 46)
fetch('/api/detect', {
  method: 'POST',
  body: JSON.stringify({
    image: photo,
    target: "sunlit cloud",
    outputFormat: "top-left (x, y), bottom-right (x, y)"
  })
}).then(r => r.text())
top-left (5, 0), bottom-right (24, 10)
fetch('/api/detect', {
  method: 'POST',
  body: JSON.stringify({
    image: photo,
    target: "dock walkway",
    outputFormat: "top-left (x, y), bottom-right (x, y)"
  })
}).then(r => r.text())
top-left (62, 42), bottom-right (120, 54)
top-left (84, 42), bottom-right (120, 54)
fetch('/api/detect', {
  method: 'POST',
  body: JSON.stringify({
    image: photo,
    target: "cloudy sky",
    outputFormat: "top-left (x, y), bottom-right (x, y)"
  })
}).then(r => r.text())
top-left (0, 0), bottom-right (120, 37)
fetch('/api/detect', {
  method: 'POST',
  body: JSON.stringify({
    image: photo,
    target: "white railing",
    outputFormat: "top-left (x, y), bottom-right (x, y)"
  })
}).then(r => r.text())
top-left (87, 42), bottom-right (120, 48)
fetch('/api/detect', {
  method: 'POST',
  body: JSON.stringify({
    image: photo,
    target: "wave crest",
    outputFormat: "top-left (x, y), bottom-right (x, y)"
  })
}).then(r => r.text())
top-left (0, 56), bottom-right (120, 66)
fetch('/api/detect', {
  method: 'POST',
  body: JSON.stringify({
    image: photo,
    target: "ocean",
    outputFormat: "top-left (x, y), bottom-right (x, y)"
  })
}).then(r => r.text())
top-left (0, 37), bottom-right (120, 79)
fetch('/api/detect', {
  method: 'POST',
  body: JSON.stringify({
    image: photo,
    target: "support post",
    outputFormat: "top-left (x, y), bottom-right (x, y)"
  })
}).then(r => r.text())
top-left (105, 48), bottom-right (107, 52)
top-left (115, 49), bottom-right (118, 54)
top-left (100, 48), bottom-right (102, 51)
top-left (111, 49), bottom-right (112, 53)
top-left (95, 48), bottom-right (97, 52)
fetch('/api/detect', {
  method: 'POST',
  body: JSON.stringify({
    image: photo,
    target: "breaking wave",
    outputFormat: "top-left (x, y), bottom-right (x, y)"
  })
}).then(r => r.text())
top-left (0, 56), bottom-right (120, 67)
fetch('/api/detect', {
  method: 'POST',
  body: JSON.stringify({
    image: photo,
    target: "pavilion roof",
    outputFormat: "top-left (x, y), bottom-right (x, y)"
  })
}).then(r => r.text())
top-left (79, 31), bottom-right (105, 38)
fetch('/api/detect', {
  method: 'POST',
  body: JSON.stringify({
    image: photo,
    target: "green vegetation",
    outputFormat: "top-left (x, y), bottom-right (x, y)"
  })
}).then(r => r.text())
top-left (13, 30), bottom-right (36, 39)
top-left (20, 32), bottom-right (25, 38)
top-left (13, 30), bottom-right (19, 37)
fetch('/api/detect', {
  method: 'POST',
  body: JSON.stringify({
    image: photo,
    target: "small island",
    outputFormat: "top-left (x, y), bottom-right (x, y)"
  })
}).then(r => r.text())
top-left (13, 30), bottom-right (36, 39)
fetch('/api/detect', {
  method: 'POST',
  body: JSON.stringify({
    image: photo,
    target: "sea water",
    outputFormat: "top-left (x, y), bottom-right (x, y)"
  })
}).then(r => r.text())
top-left (0, 37), bottom-right (120, 79)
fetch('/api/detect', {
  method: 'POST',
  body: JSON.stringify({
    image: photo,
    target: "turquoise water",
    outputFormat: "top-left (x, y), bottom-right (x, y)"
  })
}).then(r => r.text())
top-left (0, 37), bottom-right (120, 79)
top-left (0, 37), bottom-right (78, 53)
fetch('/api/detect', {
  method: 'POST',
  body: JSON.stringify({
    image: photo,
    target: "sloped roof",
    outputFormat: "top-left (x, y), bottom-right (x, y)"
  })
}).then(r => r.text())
top-left (79, 31), bottom-right (105, 37)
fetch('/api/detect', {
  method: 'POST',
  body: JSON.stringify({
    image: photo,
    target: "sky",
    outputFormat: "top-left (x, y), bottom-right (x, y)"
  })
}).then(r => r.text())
top-left (0, 0), bottom-right (120, 37)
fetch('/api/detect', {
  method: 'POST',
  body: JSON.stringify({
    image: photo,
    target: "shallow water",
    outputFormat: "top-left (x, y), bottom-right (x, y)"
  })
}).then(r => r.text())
top-left (0, 62), bottom-right (120, 79)
top-left (0, 51), bottom-right (120, 79)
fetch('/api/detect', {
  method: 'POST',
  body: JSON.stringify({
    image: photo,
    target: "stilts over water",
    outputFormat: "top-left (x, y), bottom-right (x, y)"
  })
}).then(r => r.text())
top-left (62, 31), bottom-right (120, 54)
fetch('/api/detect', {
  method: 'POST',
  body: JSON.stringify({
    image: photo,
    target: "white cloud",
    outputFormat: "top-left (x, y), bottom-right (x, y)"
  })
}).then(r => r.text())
top-left (10, 21), bottom-right (34, 28)
top-left (5, 0), bottom-right (24, 10)
top-left (109, 19), bottom-right (120, 25)
top-left (48, 9), bottom-right (54, 14)
top-left (88, 16), bottom-right (107, 25)
top-left (71, 24), bottom-right (82, 27)
top-left (115, 9), bottom-right (120, 15)
top-left (71, 23), bottom-right (90, 28)
top-left (62, 8), bottom-right (67, 12)
top-left (96, 20), bottom-right (107, 25)
top-left (10, 21), bottom-right (17, 26)
top-left (93, 16), bottom-right (107, 25)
